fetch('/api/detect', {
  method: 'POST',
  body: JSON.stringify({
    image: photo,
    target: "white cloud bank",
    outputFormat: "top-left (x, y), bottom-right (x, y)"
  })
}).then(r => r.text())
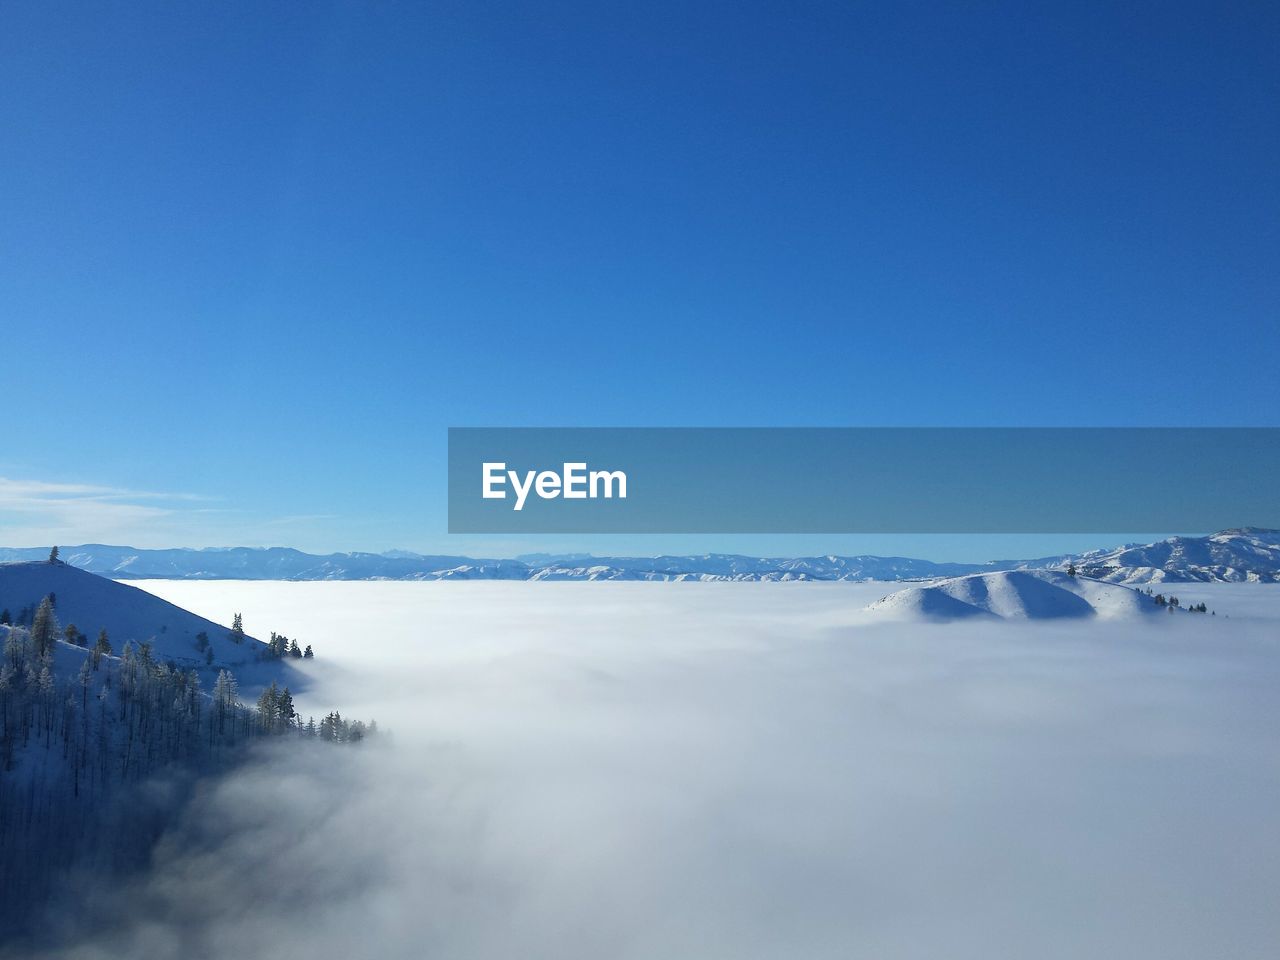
top-left (44, 582), bottom-right (1280, 959)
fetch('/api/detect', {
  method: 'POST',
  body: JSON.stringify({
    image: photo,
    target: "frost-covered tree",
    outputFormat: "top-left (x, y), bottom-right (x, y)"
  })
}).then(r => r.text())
top-left (92, 629), bottom-right (111, 670)
top-left (5, 627), bottom-right (26, 673)
top-left (229, 613), bottom-right (245, 645)
top-left (31, 597), bottom-right (58, 658)
top-left (213, 669), bottom-right (239, 736)
top-left (256, 682), bottom-right (278, 731)
top-left (77, 660), bottom-right (92, 710)
top-left (254, 683), bottom-right (300, 734)
top-left (278, 687), bottom-right (295, 727)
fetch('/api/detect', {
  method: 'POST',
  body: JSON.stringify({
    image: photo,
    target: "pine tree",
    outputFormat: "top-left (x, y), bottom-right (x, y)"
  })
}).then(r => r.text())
top-left (303, 644), bottom-right (314, 659)
top-left (213, 669), bottom-right (238, 706)
top-left (213, 669), bottom-right (239, 734)
top-left (77, 659), bottom-right (92, 710)
top-left (0, 609), bottom-right (9, 626)
top-left (229, 613), bottom-right (245, 645)
top-left (289, 638), bottom-right (301, 658)
top-left (31, 597), bottom-right (58, 658)
top-left (48, 546), bottom-right (59, 564)
top-left (267, 631), bottom-right (291, 659)
top-left (92, 629), bottom-right (111, 669)
top-left (278, 687), bottom-right (296, 727)
top-left (5, 628), bottom-right (25, 673)
top-left (257, 682), bottom-right (281, 732)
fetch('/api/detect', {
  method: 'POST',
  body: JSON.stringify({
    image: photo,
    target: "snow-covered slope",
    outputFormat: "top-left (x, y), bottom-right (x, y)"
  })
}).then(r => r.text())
top-left (0, 560), bottom-right (273, 673)
top-left (866, 570), bottom-right (1161, 621)
top-left (1056, 528), bottom-right (1280, 584)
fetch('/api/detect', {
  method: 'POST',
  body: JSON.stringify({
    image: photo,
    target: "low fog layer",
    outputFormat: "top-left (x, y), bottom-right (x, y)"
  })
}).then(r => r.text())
top-left (46, 582), bottom-right (1280, 959)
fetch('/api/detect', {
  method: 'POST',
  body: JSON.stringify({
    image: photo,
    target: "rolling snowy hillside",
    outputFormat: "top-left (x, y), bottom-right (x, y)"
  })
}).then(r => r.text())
top-left (0, 562), bottom-right (353, 944)
top-left (865, 570), bottom-right (1162, 621)
top-left (0, 560), bottom-right (294, 683)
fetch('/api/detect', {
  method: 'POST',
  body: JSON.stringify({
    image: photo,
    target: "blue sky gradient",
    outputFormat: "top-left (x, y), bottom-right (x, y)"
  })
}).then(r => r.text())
top-left (1, 2), bottom-right (1276, 559)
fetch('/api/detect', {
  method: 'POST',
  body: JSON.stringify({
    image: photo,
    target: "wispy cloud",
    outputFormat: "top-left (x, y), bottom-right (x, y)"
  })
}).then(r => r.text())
top-left (0, 474), bottom-right (355, 551)
top-left (0, 477), bottom-right (185, 543)
top-left (0, 477), bottom-right (211, 506)
top-left (0, 476), bottom-right (261, 548)
top-left (260, 514), bottom-right (340, 526)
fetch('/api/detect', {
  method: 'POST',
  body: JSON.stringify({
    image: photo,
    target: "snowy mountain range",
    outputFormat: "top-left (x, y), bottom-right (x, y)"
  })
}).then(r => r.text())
top-left (1, 529), bottom-right (1277, 583)
top-left (0, 545), bottom-right (1041, 581)
top-left (1053, 528), bottom-right (1280, 584)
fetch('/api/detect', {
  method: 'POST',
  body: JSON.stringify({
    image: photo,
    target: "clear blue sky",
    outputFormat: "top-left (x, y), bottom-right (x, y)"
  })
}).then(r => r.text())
top-left (1, 1), bottom-right (1276, 560)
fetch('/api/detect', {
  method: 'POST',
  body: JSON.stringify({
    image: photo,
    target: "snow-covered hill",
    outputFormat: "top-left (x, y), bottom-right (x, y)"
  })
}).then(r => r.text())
top-left (865, 570), bottom-right (1162, 621)
top-left (0, 560), bottom-right (283, 678)
top-left (1052, 528), bottom-right (1280, 584)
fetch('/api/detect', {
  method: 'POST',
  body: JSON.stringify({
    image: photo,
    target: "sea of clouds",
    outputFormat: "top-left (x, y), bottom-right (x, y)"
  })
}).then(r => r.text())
top-left (40, 581), bottom-right (1280, 959)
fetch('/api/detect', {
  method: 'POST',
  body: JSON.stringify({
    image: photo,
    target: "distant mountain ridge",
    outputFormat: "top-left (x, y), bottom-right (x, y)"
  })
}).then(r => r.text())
top-left (1053, 527), bottom-right (1280, 584)
top-left (3, 530), bottom-right (1278, 582)
top-left (0, 544), bottom-right (1038, 582)
top-left (0, 545), bottom-right (531, 581)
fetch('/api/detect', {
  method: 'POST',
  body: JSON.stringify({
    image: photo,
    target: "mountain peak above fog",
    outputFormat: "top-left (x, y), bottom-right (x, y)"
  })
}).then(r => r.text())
top-left (865, 570), bottom-right (1161, 621)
